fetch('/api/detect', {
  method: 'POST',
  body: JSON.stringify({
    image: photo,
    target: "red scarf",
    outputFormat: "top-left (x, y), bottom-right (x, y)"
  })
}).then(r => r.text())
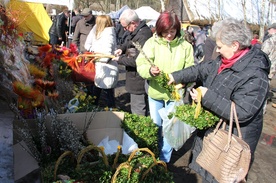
top-left (218, 48), bottom-right (249, 74)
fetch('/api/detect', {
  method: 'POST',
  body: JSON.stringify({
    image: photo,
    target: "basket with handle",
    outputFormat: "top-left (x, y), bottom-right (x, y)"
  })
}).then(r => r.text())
top-left (111, 148), bottom-right (167, 183)
top-left (71, 52), bottom-right (115, 83)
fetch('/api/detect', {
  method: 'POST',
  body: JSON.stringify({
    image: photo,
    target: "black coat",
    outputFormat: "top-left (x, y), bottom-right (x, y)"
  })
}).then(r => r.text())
top-left (49, 13), bottom-right (68, 40)
top-left (171, 46), bottom-right (270, 182)
top-left (117, 21), bottom-right (152, 94)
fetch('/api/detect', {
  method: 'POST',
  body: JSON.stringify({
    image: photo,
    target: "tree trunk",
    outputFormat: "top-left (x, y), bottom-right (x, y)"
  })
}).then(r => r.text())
top-left (259, 0), bottom-right (266, 41)
top-left (208, 0), bottom-right (212, 24)
top-left (135, 0), bottom-right (140, 9)
top-left (241, 0), bottom-right (247, 26)
top-left (115, 0), bottom-right (121, 11)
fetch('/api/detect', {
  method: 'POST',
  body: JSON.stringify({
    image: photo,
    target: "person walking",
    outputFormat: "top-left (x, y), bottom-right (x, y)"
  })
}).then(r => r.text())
top-left (136, 11), bottom-right (194, 163)
top-left (71, 8), bottom-right (82, 34)
top-left (202, 36), bottom-right (219, 62)
top-left (262, 23), bottom-right (276, 80)
top-left (72, 8), bottom-right (95, 53)
top-left (168, 18), bottom-right (270, 182)
top-left (194, 26), bottom-right (207, 63)
top-left (113, 9), bottom-right (152, 116)
top-left (262, 23), bottom-right (276, 109)
top-left (84, 15), bottom-right (118, 108)
top-left (184, 25), bottom-right (196, 50)
top-left (48, 8), bottom-right (69, 46)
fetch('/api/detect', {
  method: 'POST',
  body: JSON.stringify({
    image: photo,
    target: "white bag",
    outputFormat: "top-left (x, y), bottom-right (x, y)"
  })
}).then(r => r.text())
top-left (94, 61), bottom-right (119, 89)
top-left (97, 131), bottom-right (138, 155)
top-left (122, 131), bottom-right (138, 154)
top-left (159, 99), bottom-right (196, 151)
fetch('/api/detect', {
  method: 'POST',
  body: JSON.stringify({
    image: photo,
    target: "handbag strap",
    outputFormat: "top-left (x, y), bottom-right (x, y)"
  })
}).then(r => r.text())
top-left (225, 102), bottom-right (243, 151)
top-left (232, 102), bottom-right (243, 138)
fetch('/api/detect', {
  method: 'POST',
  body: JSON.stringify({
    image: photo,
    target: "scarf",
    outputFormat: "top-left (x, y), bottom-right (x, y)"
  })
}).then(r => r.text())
top-left (218, 48), bottom-right (249, 74)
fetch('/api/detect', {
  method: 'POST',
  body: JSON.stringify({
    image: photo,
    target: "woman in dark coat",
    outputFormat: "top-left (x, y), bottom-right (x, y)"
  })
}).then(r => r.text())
top-left (168, 18), bottom-right (270, 183)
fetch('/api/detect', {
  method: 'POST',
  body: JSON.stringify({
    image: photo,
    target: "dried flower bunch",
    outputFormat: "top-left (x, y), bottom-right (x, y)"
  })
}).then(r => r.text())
top-left (50, 115), bottom-right (86, 155)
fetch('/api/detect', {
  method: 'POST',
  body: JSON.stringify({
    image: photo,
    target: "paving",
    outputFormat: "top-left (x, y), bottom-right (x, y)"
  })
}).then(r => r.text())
top-left (0, 101), bottom-right (14, 183)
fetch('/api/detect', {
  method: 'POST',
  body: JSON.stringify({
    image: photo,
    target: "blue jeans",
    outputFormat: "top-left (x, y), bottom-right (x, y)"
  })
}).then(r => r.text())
top-left (148, 96), bottom-right (174, 163)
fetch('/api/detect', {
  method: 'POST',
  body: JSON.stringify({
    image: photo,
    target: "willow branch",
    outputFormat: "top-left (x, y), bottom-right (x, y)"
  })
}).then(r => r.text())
top-left (132, 41), bottom-right (155, 66)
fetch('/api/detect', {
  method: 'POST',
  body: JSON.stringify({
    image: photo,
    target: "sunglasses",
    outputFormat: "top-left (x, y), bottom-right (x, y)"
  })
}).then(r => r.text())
top-left (122, 21), bottom-right (132, 30)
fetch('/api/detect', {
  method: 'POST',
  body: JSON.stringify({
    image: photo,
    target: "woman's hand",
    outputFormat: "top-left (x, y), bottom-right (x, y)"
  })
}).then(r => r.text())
top-left (114, 49), bottom-right (122, 56)
top-left (113, 49), bottom-right (123, 61)
top-left (190, 87), bottom-right (208, 102)
top-left (167, 74), bottom-right (175, 85)
top-left (199, 86), bottom-right (208, 97)
top-left (112, 56), bottom-right (119, 61)
top-left (150, 66), bottom-right (160, 76)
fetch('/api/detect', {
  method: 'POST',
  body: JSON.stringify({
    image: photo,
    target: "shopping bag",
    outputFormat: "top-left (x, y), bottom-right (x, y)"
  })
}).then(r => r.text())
top-left (159, 95), bottom-right (196, 151)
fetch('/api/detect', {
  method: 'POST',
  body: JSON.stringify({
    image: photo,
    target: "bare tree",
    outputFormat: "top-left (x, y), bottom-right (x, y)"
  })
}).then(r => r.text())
top-left (75, 0), bottom-right (92, 9)
top-left (269, 0), bottom-right (276, 22)
top-left (104, 0), bottom-right (110, 12)
top-left (241, 0), bottom-right (247, 26)
top-left (133, 0), bottom-right (138, 9)
top-left (217, 0), bottom-right (221, 20)
top-left (259, 0), bottom-right (267, 41)
top-left (115, 0), bottom-right (121, 11)
top-left (208, 0), bottom-right (212, 24)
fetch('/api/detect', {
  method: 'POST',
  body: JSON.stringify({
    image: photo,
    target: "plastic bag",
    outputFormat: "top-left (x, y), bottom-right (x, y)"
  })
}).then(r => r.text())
top-left (97, 131), bottom-right (138, 155)
top-left (159, 94), bottom-right (196, 151)
top-left (66, 98), bottom-right (79, 113)
top-left (98, 136), bottom-right (119, 155)
top-left (122, 131), bottom-right (138, 154)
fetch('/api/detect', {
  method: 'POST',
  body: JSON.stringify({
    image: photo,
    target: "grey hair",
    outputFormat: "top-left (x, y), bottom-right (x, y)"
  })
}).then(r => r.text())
top-left (211, 18), bottom-right (252, 49)
top-left (119, 9), bottom-right (140, 24)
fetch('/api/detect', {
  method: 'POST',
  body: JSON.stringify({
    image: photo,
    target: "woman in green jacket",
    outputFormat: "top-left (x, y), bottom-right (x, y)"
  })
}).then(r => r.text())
top-left (136, 11), bottom-right (194, 163)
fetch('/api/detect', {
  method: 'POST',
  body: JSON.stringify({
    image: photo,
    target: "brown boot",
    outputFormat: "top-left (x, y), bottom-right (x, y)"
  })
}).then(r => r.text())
top-left (272, 103), bottom-right (276, 108)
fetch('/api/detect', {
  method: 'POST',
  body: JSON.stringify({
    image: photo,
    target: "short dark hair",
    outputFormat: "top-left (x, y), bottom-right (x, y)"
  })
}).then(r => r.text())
top-left (155, 11), bottom-right (181, 38)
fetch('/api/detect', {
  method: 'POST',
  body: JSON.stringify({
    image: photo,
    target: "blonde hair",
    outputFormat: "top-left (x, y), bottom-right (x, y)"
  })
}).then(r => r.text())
top-left (95, 15), bottom-right (113, 39)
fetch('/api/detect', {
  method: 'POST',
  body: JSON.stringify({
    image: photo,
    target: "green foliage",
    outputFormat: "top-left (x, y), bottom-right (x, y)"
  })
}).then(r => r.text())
top-left (44, 149), bottom-right (173, 183)
top-left (115, 152), bottom-right (174, 183)
top-left (169, 104), bottom-right (219, 130)
top-left (48, 155), bottom-right (113, 183)
top-left (42, 112), bottom-right (174, 182)
top-left (55, 60), bottom-right (72, 79)
top-left (121, 113), bottom-right (159, 155)
top-left (155, 72), bottom-right (175, 94)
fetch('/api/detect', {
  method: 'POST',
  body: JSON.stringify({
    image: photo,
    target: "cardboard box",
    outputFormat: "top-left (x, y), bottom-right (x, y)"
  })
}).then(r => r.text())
top-left (14, 141), bottom-right (40, 181)
top-left (56, 111), bottom-right (125, 146)
top-left (13, 119), bottom-right (40, 182)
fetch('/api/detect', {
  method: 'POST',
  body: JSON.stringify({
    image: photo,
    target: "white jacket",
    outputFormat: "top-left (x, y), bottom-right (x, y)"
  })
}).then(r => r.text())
top-left (84, 26), bottom-right (119, 89)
